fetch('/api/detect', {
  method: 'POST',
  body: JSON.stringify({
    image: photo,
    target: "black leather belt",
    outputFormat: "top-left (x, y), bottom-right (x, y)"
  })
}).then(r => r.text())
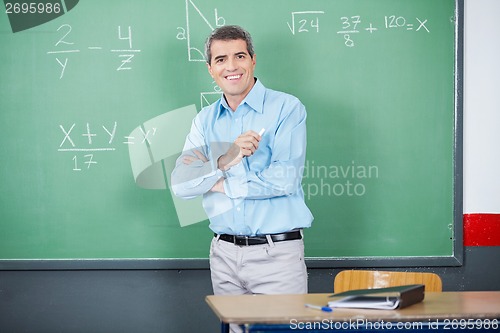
top-left (215, 230), bottom-right (302, 246)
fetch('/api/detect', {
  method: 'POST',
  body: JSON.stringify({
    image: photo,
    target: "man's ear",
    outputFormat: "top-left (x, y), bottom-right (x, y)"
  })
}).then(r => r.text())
top-left (207, 62), bottom-right (214, 78)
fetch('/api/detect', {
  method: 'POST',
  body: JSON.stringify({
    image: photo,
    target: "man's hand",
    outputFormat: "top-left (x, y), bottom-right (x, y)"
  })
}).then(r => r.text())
top-left (181, 149), bottom-right (225, 194)
top-left (210, 177), bottom-right (225, 193)
top-left (217, 130), bottom-right (262, 171)
top-left (182, 149), bottom-right (208, 165)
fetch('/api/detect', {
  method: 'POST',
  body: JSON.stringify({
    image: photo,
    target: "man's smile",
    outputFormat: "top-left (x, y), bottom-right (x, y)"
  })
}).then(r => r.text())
top-left (225, 74), bottom-right (242, 80)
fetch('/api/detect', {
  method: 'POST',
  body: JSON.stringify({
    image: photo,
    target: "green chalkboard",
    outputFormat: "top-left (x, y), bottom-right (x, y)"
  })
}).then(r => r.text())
top-left (0, 0), bottom-right (462, 268)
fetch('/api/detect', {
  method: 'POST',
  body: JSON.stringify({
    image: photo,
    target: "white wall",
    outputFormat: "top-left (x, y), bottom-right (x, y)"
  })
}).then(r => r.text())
top-left (464, 0), bottom-right (500, 213)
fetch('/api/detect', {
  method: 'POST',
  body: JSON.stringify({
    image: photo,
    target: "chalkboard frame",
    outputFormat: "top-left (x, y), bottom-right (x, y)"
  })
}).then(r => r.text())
top-left (0, 0), bottom-right (464, 270)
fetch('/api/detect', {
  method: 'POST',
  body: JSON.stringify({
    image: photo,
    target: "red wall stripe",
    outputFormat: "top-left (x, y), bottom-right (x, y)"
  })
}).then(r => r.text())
top-left (463, 213), bottom-right (500, 246)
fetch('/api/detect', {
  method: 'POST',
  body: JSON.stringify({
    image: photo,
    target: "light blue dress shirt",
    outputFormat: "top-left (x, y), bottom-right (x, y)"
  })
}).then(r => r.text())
top-left (171, 79), bottom-right (313, 236)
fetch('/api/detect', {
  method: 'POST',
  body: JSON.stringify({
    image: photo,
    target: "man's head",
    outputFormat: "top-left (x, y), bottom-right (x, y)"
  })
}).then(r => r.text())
top-left (205, 25), bottom-right (254, 65)
top-left (205, 25), bottom-right (257, 110)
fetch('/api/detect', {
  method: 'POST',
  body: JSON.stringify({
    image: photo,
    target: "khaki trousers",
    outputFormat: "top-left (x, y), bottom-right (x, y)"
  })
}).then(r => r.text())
top-left (209, 236), bottom-right (308, 333)
top-left (209, 236), bottom-right (308, 295)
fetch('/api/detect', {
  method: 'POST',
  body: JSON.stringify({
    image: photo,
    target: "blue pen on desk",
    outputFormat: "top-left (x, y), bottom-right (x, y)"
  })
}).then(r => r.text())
top-left (305, 303), bottom-right (333, 312)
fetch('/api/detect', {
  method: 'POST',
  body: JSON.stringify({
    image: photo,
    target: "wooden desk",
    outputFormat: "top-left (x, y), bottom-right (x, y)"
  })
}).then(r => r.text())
top-left (206, 292), bottom-right (500, 332)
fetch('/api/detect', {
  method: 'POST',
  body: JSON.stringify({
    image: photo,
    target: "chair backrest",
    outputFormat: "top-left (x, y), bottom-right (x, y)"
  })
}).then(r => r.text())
top-left (334, 270), bottom-right (442, 293)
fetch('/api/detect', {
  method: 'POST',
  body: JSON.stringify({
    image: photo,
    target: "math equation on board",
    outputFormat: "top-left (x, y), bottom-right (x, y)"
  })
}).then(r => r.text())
top-left (57, 122), bottom-right (155, 171)
top-left (287, 11), bottom-right (431, 47)
top-left (46, 24), bottom-right (141, 79)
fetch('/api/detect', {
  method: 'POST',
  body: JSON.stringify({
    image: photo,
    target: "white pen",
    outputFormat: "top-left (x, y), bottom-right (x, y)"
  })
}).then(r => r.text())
top-left (305, 303), bottom-right (333, 312)
top-left (258, 128), bottom-right (265, 136)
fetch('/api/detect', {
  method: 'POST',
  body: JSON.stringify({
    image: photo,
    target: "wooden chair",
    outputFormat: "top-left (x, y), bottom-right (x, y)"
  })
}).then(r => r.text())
top-left (334, 270), bottom-right (442, 293)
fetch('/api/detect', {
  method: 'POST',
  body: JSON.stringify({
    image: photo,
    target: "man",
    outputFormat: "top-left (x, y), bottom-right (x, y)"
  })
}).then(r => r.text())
top-left (171, 25), bottom-right (313, 297)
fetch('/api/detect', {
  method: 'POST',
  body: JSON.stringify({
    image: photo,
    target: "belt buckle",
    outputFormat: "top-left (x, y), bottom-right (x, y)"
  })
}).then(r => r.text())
top-left (234, 235), bottom-right (250, 246)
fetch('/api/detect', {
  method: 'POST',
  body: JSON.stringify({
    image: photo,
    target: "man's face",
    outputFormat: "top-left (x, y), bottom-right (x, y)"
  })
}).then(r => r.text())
top-left (207, 39), bottom-right (256, 104)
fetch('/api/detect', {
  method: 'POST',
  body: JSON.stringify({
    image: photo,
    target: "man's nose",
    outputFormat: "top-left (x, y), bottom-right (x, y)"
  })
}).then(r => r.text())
top-left (226, 58), bottom-right (237, 71)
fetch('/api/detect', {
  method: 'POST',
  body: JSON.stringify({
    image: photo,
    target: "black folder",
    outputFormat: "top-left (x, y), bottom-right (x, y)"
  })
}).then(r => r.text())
top-left (328, 284), bottom-right (425, 310)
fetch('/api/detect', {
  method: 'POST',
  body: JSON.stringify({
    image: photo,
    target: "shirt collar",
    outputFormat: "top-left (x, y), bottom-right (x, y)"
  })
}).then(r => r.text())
top-left (216, 78), bottom-right (265, 119)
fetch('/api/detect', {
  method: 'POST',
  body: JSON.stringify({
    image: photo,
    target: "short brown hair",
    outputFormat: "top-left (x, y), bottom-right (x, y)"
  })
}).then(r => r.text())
top-left (205, 25), bottom-right (255, 64)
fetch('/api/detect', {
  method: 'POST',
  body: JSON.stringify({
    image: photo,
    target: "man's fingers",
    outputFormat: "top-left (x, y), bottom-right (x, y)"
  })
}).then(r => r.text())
top-left (241, 148), bottom-right (254, 157)
top-left (242, 130), bottom-right (262, 141)
top-left (235, 132), bottom-right (261, 153)
top-left (193, 149), bottom-right (208, 162)
top-left (182, 155), bottom-right (197, 164)
top-left (182, 149), bottom-right (208, 165)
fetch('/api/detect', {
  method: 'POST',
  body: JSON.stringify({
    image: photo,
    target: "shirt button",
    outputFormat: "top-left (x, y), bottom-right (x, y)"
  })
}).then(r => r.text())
top-left (236, 207), bottom-right (241, 212)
